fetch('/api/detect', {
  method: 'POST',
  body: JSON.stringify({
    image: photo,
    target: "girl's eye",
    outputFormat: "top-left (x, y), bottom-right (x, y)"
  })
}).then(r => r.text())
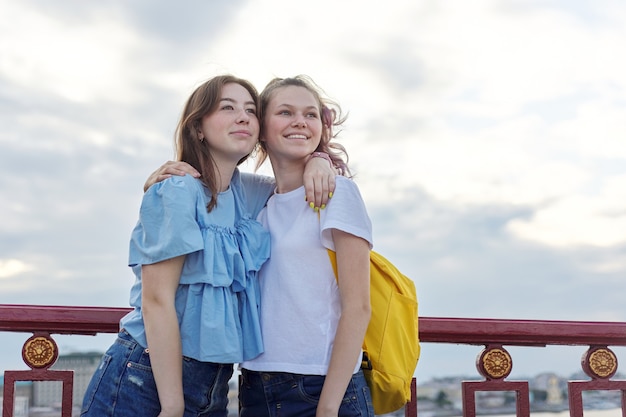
top-left (307, 112), bottom-right (319, 118)
top-left (221, 105), bottom-right (234, 110)
top-left (279, 110), bottom-right (291, 116)
top-left (246, 108), bottom-right (257, 114)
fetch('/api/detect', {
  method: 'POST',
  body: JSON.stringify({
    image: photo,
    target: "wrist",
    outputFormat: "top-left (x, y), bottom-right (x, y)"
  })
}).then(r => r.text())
top-left (307, 151), bottom-right (333, 166)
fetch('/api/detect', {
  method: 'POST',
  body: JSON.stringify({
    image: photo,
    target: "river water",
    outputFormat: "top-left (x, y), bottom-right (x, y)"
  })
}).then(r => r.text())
top-left (413, 408), bottom-right (623, 417)
top-left (492, 409), bottom-right (622, 417)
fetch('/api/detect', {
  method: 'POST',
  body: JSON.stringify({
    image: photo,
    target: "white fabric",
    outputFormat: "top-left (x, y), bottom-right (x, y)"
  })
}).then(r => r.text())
top-left (241, 176), bottom-right (372, 375)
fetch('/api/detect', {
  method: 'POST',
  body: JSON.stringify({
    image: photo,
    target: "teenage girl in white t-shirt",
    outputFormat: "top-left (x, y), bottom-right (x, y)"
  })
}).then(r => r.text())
top-left (239, 75), bottom-right (374, 417)
top-left (145, 76), bottom-right (373, 417)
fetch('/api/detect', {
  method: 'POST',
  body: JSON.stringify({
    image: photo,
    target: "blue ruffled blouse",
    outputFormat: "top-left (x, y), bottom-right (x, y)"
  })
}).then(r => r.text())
top-left (120, 170), bottom-right (270, 363)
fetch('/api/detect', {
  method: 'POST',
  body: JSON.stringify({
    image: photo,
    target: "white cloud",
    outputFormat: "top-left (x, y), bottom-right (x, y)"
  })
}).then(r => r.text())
top-left (506, 175), bottom-right (626, 247)
top-left (0, 3), bottom-right (144, 104)
top-left (0, 259), bottom-right (35, 279)
top-left (552, 100), bottom-right (626, 159)
top-left (329, 1), bottom-right (626, 250)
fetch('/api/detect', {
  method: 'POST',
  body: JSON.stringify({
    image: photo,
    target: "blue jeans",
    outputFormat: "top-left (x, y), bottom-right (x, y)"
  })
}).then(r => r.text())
top-left (239, 369), bottom-right (374, 417)
top-left (80, 329), bottom-right (233, 417)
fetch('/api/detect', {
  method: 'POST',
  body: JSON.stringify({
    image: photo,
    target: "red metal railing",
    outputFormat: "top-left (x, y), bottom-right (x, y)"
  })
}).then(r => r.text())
top-left (2, 304), bottom-right (626, 417)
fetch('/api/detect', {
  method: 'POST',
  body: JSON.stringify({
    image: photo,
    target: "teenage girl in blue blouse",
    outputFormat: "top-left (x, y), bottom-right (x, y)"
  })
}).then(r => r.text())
top-left (80, 75), bottom-right (334, 417)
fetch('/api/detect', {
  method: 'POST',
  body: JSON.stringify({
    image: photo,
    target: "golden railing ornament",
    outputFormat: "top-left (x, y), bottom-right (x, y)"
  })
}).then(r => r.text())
top-left (582, 346), bottom-right (618, 379)
top-left (477, 345), bottom-right (512, 380)
top-left (22, 333), bottom-right (59, 369)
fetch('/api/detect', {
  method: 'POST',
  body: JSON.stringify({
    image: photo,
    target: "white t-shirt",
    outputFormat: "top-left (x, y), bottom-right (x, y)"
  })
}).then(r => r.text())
top-left (241, 176), bottom-right (373, 375)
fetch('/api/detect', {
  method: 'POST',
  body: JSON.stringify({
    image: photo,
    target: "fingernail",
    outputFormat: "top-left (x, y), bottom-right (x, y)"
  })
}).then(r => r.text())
top-left (314, 206), bottom-right (320, 212)
top-left (328, 192), bottom-right (333, 198)
top-left (309, 202), bottom-right (315, 209)
top-left (321, 204), bottom-right (326, 210)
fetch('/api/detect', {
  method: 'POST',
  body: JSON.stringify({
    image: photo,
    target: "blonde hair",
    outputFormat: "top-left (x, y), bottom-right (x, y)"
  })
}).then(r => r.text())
top-left (255, 75), bottom-right (351, 177)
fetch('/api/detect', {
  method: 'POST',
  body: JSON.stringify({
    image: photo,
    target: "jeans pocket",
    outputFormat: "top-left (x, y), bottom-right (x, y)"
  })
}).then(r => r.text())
top-left (181, 360), bottom-right (233, 415)
top-left (298, 374), bottom-right (325, 404)
top-left (80, 353), bottom-right (111, 415)
top-left (338, 374), bottom-right (375, 417)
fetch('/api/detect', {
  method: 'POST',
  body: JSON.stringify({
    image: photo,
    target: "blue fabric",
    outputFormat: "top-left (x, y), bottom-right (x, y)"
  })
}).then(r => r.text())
top-left (80, 330), bottom-right (233, 417)
top-left (239, 369), bottom-right (374, 417)
top-left (239, 172), bottom-right (276, 219)
top-left (120, 170), bottom-right (270, 363)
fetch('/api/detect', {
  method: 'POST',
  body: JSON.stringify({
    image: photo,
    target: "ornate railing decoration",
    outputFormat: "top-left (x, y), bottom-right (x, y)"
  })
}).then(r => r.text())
top-left (1, 305), bottom-right (128, 417)
top-left (568, 346), bottom-right (626, 417)
top-left (461, 345), bottom-right (530, 417)
top-left (3, 333), bottom-right (73, 417)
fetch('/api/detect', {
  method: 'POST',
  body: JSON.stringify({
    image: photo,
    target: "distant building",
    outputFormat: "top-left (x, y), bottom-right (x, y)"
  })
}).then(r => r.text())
top-left (32, 352), bottom-right (103, 408)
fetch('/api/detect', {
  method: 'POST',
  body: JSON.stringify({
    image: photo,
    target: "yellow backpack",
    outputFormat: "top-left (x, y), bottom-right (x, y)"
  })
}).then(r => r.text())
top-left (327, 249), bottom-right (420, 415)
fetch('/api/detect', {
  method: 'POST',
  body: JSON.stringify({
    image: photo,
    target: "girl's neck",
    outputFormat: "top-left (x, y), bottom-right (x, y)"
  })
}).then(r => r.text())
top-left (213, 159), bottom-right (239, 192)
top-left (269, 156), bottom-right (306, 194)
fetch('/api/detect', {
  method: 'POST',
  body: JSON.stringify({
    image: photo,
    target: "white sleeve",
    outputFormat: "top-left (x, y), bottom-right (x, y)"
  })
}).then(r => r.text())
top-left (320, 176), bottom-right (373, 250)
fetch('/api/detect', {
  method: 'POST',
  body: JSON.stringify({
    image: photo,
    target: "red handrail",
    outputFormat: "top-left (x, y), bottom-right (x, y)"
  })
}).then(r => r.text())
top-left (2, 304), bottom-right (626, 347)
top-left (419, 316), bottom-right (626, 346)
top-left (0, 304), bottom-right (130, 335)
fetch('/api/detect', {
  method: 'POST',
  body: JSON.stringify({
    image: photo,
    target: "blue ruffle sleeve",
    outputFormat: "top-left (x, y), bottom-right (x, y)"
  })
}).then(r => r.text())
top-left (129, 175), bottom-right (205, 266)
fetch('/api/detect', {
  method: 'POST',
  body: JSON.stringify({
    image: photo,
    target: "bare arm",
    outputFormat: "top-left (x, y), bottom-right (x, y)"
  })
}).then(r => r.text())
top-left (317, 230), bottom-right (371, 417)
top-left (142, 255), bottom-right (186, 417)
top-left (143, 161), bottom-right (200, 192)
top-left (144, 156), bottom-right (336, 209)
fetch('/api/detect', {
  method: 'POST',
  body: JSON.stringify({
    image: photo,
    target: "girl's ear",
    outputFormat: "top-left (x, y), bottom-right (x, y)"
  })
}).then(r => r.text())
top-left (190, 121), bottom-right (203, 141)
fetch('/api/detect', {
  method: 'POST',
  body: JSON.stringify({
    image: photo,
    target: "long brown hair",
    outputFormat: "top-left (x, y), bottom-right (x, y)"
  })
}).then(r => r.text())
top-left (175, 75), bottom-right (259, 212)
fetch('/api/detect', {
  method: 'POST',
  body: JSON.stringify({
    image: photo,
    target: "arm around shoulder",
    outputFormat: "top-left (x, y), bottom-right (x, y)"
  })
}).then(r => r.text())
top-left (143, 161), bottom-right (200, 192)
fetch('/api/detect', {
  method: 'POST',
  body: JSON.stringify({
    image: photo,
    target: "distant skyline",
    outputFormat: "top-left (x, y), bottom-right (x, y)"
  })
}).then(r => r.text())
top-left (1, 1), bottom-right (625, 381)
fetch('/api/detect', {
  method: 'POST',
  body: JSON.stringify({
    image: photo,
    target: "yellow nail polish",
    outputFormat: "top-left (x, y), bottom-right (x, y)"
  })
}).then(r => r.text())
top-left (309, 202), bottom-right (315, 209)
top-left (314, 206), bottom-right (320, 212)
top-left (328, 192), bottom-right (333, 198)
top-left (321, 204), bottom-right (326, 210)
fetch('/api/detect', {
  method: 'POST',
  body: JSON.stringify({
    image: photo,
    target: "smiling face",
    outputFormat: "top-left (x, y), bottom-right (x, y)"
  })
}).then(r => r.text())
top-left (199, 82), bottom-right (259, 165)
top-left (261, 85), bottom-right (322, 163)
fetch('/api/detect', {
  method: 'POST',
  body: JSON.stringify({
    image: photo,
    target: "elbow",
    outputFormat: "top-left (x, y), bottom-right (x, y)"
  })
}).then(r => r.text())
top-left (142, 293), bottom-right (171, 318)
top-left (357, 302), bottom-right (371, 333)
top-left (344, 300), bottom-right (371, 326)
top-left (141, 298), bottom-right (158, 319)
top-left (357, 293), bottom-right (372, 321)
top-left (362, 302), bottom-right (372, 324)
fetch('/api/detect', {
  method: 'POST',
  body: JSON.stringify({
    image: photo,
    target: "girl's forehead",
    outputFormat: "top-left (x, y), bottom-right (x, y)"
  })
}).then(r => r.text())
top-left (271, 85), bottom-right (318, 106)
top-left (222, 82), bottom-right (253, 100)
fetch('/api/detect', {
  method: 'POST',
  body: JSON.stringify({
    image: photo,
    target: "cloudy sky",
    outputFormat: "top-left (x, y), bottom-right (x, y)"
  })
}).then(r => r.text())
top-left (1, 0), bottom-right (625, 382)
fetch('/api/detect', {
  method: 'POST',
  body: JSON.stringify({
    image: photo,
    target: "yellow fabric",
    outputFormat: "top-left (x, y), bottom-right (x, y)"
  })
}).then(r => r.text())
top-left (327, 249), bottom-right (420, 415)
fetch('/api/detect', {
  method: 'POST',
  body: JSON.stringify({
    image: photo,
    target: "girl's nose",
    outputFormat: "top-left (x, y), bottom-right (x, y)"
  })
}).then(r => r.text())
top-left (292, 116), bottom-right (307, 128)
top-left (237, 109), bottom-right (250, 123)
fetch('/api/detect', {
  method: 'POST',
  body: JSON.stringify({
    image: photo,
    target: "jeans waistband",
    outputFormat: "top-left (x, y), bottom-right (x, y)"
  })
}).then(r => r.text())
top-left (116, 328), bottom-right (140, 348)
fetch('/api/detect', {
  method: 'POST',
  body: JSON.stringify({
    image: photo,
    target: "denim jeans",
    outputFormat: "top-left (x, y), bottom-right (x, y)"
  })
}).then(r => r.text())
top-left (239, 369), bottom-right (374, 417)
top-left (80, 329), bottom-right (233, 417)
